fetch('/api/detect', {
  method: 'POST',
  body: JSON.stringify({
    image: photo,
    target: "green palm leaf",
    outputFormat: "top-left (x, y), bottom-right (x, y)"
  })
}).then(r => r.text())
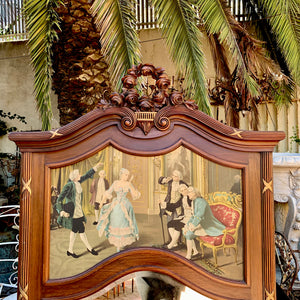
top-left (91, 0), bottom-right (141, 91)
top-left (259, 0), bottom-right (300, 85)
top-left (197, 0), bottom-right (260, 97)
top-left (152, 0), bottom-right (211, 114)
top-left (24, 0), bottom-right (63, 130)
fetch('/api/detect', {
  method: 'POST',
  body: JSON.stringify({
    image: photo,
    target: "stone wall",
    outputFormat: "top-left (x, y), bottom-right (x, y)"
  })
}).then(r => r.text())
top-left (273, 153), bottom-right (300, 252)
top-left (0, 41), bottom-right (59, 154)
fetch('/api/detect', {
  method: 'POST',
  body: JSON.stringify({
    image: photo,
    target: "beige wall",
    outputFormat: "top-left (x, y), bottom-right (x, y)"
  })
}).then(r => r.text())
top-left (0, 41), bottom-right (59, 154)
top-left (139, 29), bottom-right (175, 76)
top-left (1, 30), bottom-right (300, 154)
top-left (139, 28), bottom-right (216, 84)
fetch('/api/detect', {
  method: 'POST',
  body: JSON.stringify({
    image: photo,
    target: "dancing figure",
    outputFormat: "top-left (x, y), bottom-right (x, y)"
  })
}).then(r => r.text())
top-left (97, 168), bottom-right (140, 252)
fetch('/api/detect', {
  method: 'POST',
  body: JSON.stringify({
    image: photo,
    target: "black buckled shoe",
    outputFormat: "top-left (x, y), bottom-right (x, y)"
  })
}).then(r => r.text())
top-left (67, 251), bottom-right (79, 258)
top-left (88, 248), bottom-right (98, 256)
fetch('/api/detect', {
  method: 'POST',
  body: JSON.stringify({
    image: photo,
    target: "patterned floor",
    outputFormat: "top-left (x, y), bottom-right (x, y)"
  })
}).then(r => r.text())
top-left (49, 214), bottom-right (243, 299)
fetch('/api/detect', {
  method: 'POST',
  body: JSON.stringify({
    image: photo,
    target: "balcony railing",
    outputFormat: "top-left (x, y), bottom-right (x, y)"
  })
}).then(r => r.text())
top-left (0, 0), bottom-right (257, 42)
top-left (135, 0), bottom-right (258, 29)
top-left (0, 0), bottom-right (27, 42)
top-left (136, 0), bottom-right (159, 30)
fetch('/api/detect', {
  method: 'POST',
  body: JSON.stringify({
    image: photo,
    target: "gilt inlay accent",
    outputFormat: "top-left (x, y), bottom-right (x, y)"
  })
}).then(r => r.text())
top-left (49, 129), bottom-right (63, 139)
top-left (18, 283), bottom-right (28, 300)
top-left (263, 179), bottom-right (273, 193)
top-left (265, 289), bottom-right (274, 300)
top-left (21, 178), bottom-right (32, 195)
top-left (135, 111), bottom-right (157, 121)
top-left (230, 128), bottom-right (243, 139)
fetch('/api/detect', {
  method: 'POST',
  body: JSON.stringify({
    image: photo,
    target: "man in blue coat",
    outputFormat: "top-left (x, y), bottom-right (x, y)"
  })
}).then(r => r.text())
top-left (183, 186), bottom-right (225, 259)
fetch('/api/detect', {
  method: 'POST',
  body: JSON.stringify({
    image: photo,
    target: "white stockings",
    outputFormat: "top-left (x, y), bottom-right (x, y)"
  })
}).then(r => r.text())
top-left (167, 228), bottom-right (180, 249)
top-left (68, 231), bottom-right (92, 253)
top-left (186, 239), bottom-right (198, 259)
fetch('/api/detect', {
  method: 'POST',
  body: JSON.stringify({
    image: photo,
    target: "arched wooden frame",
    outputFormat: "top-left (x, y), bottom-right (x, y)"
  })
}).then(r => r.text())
top-left (10, 106), bottom-right (284, 300)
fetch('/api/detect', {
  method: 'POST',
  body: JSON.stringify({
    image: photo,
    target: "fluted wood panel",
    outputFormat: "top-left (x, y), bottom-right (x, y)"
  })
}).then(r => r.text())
top-left (18, 152), bottom-right (31, 300)
top-left (261, 152), bottom-right (276, 300)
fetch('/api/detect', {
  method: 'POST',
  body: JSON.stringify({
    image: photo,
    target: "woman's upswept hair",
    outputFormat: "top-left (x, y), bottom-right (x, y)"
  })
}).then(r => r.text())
top-left (119, 168), bottom-right (130, 178)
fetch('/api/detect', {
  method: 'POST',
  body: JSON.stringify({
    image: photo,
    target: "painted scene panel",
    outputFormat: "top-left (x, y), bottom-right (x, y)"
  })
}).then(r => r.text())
top-left (49, 146), bottom-right (243, 281)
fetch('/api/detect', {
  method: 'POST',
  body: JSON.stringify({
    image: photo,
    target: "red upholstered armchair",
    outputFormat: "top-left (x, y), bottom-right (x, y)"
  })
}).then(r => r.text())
top-left (197, 192), bottom-right (242, 267)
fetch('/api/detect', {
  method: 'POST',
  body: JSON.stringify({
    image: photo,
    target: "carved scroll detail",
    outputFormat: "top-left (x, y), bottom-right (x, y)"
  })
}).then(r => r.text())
top-left (155, 116), bottom-right (170, 131)
top-left (120, 109), bottom-right (137, 131)
top-left (154, 109), bottom-right (171, 131)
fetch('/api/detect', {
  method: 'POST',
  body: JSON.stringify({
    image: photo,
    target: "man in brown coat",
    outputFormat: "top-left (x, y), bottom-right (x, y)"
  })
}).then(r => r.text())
top-left (89, 169), bottom-right (109, 225)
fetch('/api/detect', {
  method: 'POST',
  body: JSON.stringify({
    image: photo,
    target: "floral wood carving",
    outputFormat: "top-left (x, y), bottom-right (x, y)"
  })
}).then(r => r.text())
top-left (97, 63), bottom-right (198, 134)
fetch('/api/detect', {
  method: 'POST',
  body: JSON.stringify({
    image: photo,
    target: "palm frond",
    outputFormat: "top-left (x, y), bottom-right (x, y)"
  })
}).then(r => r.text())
top-left (24, 0), bottom-right (63, 131)
top-left (151, 0), bottom-right (211, 114)
top-left (273, 79), bottom-right (294, 106)
top-left (197, 0), bottom-right (260, 97)
top-left (91, 0), bottom-right (141, 91)
top-left (259, 0), bottom-right (300, 85)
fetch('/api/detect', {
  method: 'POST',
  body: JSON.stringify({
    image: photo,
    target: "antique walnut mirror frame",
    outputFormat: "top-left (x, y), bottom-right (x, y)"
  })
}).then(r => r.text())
top-left (9, 64), bottom-right (284, 300)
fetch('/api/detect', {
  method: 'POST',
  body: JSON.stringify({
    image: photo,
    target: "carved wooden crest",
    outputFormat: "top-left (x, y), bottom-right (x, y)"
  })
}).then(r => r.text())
top-left (98, 63), bottom-right (198, 134)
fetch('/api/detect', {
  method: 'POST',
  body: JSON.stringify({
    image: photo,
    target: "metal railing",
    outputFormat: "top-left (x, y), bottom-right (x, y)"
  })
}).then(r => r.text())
top-left (136, 0), bottom-right (257, 29)
top-left (0, 205), bottom-right (19, 297)
top-left (0, 0), bottom-right (27, 42)
top-left (0, 0), bottom-right (257, 42)
top-left (136, 0), bottom-right (158, 30)
top-left (228, 0), bottom-right (261, 22)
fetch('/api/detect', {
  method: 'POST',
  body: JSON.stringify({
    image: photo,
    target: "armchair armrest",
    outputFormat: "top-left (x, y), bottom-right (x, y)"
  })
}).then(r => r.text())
top-left (222, 227), bottom-right (236, 236)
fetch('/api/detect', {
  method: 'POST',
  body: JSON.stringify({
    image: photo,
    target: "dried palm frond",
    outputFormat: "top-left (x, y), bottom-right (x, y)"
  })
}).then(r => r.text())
top-left (205, 0), bottom-right (294, 129)
top-left (207, 33), bottom-right (231, 80)
top-left (198, 0), bottom-right (260, 98)
top-left (249, 98), bottom-right (259, 131)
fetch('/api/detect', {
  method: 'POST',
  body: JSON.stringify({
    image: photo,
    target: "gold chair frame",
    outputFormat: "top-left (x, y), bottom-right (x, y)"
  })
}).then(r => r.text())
top-left (197, 192), bottom-right (243, 267)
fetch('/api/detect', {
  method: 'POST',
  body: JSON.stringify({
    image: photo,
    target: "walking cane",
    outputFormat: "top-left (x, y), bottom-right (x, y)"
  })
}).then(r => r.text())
top-left (159, 203), bottom-right (166, 245)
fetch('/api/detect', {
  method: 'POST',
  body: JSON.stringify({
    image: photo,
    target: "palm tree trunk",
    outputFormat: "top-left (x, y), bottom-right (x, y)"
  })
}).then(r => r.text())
top-left (52, 0), bottom-right (112, 126)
